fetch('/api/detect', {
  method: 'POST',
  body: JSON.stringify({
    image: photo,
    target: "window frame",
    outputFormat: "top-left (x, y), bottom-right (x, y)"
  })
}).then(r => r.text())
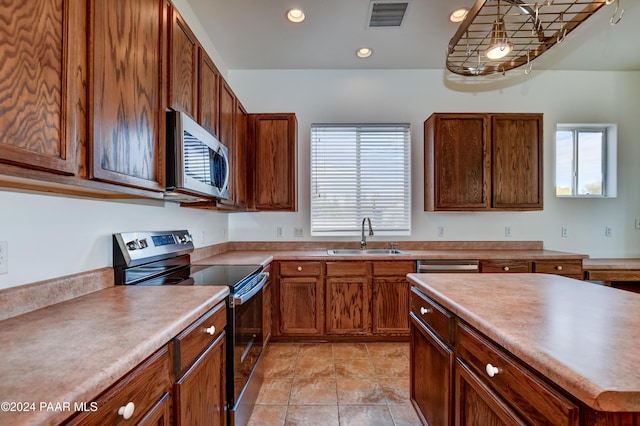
top-left (310, 123), bottom-right (412, 236)
top-left (555, 123), bottom-right (617, 199)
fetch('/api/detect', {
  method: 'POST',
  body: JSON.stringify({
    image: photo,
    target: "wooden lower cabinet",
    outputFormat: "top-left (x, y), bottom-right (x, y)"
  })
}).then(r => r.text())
top-left (411, 314), bottom-right (454, 426)
top-left (326, 262), bottom-right (369, 335)
top-left (277, 261), bottom-right (324, 336)
top-left (174, 332), bottom-right (226, 425)
top-left (455, 360), bottom-right (526, 426)
top-left (263, 265), bottom-right (272, 346)
top-left (480, 260), bottom-right (531, 273)
top-left (372, 261), bottom-right (414, 335)
top-left (66, 348), bottom-right (171, 425)
top-left (172, 302), bottom-right (227, 426)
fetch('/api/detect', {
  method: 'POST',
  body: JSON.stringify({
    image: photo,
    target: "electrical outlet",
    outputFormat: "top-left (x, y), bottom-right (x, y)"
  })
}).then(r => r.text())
top-left (605, 226), bottom-right (613, 237)
top-left (0, 241), bottom-right (7, 275)
top-left (437, 226), bottom-right (445, 237)
top-left (504, 226), bottom-right (512, 238)
top-left (561, 227), bottom-right (568, 238)
top-left (277, 227), bottom-right (283, 238)
top-left (635, 218), bottom-right (640, 230)
top-left (293, 227), bottom-right (304, 238)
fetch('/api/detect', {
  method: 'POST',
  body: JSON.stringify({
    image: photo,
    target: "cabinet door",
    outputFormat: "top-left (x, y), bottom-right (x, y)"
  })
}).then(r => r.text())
top-left (373, 277), bottom-right (409, 335)
top-left (250, 114), bottom-right (298, 211)
top-left (326, 276), bottom-right (370, 335)
top-left (425, 114), bottom-right (489, 210)
top-left (233, 101), bottom-right (248, 208)
top-left (411, 315), bottom-right (454, 426)
top-left (491, 114), bottom-right (543, 209)
top-left (279, 276), bottom-right (323, 335)
top-left (169, 6), bottom-right (198, 119)
top-left (0, 0), bottom-right (83, 175)
top-left (90, 0), bottom-right (166, 191)
top-left (198, 48), bottom-right (220, 138)
top-left (174, 332), bottom-right (227, 426)
top-left (218, 79), bottom-right (236, 206)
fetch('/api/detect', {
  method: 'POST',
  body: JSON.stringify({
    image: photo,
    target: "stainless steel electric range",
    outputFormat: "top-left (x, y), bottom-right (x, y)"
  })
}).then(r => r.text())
top-left (113, 230), bottom-right (267, 425)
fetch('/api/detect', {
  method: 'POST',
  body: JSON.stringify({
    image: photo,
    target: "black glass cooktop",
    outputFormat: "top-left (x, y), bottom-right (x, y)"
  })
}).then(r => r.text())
top-left (189, 264), bottom-right (261, 288)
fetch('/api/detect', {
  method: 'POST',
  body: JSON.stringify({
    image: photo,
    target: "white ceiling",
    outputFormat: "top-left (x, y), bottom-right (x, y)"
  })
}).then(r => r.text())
top-left (185, 0), bottom-right (640, 72)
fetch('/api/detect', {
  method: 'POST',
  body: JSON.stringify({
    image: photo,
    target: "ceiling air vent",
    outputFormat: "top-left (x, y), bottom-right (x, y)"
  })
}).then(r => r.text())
top-left (367, 1), bottom-right (410, 28)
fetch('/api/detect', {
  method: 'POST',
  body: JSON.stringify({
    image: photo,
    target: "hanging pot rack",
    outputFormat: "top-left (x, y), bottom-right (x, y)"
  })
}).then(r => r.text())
top-left (446, 0), bottom-right (623, 76)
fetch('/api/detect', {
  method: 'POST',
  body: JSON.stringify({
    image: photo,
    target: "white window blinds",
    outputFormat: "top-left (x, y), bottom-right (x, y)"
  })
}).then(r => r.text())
top-left (311, 124), bottom-right (411, 236)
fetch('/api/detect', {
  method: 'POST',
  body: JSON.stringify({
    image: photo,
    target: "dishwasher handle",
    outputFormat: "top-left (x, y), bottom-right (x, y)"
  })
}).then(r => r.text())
top-left (417, 260), bottom-right (479, 273)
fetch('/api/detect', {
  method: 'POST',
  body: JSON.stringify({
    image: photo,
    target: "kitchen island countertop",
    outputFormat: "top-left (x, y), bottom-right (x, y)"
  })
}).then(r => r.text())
top-left (407, 272), bottom-right (640, 412)
top-left (0, 285), bottom-right (229, 426)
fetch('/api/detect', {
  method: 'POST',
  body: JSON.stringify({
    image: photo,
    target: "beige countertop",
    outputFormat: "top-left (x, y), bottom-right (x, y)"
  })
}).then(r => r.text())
top-left (194, 248), bottom-right (586, 266)
top-left (407, 273), bottom-right (640, 412)
top-left (0, 285), bottom-right (229, 426)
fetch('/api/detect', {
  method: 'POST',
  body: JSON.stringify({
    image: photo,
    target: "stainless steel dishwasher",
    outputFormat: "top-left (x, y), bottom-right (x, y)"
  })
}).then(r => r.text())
top-left (416, 259), bottom-right (479, 273)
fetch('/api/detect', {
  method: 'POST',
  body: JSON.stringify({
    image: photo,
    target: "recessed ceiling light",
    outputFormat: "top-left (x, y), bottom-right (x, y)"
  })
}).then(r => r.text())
top-left (356, 47), bottom-right (373, 58)
top-left (286, 8), bottom-right (305, 23)
top-left (449, 7), bottom-right (469, 23)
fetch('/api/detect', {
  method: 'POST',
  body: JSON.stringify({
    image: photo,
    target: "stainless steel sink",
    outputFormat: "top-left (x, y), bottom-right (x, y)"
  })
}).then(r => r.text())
top-left (327, 249), bottom-right (406, 256)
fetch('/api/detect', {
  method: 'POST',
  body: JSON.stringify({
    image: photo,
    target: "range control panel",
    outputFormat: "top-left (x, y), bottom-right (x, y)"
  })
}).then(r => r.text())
top-left (113, 230), bottom-right (194, 267)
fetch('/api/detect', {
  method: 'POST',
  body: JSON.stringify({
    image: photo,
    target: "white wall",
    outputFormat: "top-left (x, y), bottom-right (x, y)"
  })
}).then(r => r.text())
top-left (0, 191), bottom-right (229, 290)
top-left (228, 69), bottom-right (640, 258)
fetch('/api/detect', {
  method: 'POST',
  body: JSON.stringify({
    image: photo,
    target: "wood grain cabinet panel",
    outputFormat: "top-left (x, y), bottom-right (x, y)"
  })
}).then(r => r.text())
top-left (0, 0), bottom-right (84, 175)
top-left (248, 113), bottom-right (298, 211)
top-left (492, 114), bottom-right (543, 209)
top-left (480, 260), bottom-right (531, 273)
top-left (168, 6), bottom-right (198, 119)
top-left (424, 113), bottom-right (542, 211)
top-left (197, 48), bottom-right (220, 138)
top-left (277, 261), bottom-right (324, 336)
top-left (410, 289), bottom-right (454, 426)
top-left (326, 276), bottom-right (369, 335)
top-left (424, 114), bottom-right (489, 210)
top-left (372, 261), bottom-right (415, 335)
top-left (89, 0), bottom-right (166, 191)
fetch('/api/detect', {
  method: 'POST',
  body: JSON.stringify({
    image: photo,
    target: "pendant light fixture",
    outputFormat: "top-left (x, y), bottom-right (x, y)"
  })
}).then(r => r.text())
top-left (485, 17), bottom-right (512, 60)
top-left (445, 0), bottom-right (622, 77)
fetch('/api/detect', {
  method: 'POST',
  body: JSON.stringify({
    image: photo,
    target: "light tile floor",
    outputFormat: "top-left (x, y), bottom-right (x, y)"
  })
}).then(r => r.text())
top-left (246, 342), bottom-right (421, 426)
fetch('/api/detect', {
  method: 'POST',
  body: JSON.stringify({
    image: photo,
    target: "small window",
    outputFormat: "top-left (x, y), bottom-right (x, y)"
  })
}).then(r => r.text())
top-left (310, 124), bottom-right (411, 236)
top-left (555, 124), bottom-right (617, 198)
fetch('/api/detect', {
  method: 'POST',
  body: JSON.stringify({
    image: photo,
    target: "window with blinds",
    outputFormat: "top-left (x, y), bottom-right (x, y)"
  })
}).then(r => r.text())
top-left (311, 124), bottom-right (411, 236)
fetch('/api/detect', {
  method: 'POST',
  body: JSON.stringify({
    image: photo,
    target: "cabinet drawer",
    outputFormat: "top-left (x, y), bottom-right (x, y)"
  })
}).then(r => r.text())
top-left (456, 322), bottom-right (579, 426)
top-left (172, 301), bottom-right (226, 375)
top-left (410, 287), bottom-right (453, 344)
top-left (326, 261), bottom-right (368, 276)
top-left (480, 260), bottom-right (531, 273)
top-left (280, 261), bottom-right (322, 276)
top-left (372, 261), bottom-right (415, 276)
top-left (67, 347), bottom-right (171, 425)
top-left (533, 260), bottom-right (582, 276)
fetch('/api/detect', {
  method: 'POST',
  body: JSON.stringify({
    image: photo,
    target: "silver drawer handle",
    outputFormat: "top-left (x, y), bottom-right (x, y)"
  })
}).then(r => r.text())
top-left (205, 326), bottom-right (216, 335)
top-left (420, 306), bottom-right (432, 315)
top-left (485, 363), bottom-right (499, 378)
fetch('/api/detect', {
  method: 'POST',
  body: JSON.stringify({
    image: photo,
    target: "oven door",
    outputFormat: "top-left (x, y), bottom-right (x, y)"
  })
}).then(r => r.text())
top-left (228, 272), bottom-right (268, 408)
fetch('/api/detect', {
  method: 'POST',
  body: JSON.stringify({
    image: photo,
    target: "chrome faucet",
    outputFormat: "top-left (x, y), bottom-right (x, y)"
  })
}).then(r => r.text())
top-left (361, 217), bottom-right (374, 249)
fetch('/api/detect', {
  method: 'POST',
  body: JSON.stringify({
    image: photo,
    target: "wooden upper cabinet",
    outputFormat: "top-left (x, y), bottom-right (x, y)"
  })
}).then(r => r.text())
top-left (249, 113), bottom-right (298, 211)
top-left (233, 101), bottom-right (249, 208)
top-left (89, 0), bottom-right (166, 191)
top-left (217, 78), bottom-right (237, 207)
top-left (0, 0), bottom-right (85, 175)
top-left (168, 6), bottom-right (198, 119)
top-left (197, 49), bottom-right (220, 138)
top-left (424, 114), bottom-right (489, 210)
top-left (424, 113), bottom-right (542, 211)
top-left (492, 114), bottom-right (543, 209)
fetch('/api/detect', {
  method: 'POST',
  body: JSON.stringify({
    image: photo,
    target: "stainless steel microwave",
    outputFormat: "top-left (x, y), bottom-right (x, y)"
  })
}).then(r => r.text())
top-left (165, 110), bottom-right (230, 202)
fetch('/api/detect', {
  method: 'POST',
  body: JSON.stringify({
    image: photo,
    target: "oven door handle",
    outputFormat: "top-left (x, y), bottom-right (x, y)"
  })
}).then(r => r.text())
top-left (232, 272), bottom-right (269, 305)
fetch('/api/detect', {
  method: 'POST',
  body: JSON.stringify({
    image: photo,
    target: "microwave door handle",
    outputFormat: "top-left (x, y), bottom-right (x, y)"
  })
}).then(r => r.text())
top-left (233, 272), bottom-right (269, 305)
